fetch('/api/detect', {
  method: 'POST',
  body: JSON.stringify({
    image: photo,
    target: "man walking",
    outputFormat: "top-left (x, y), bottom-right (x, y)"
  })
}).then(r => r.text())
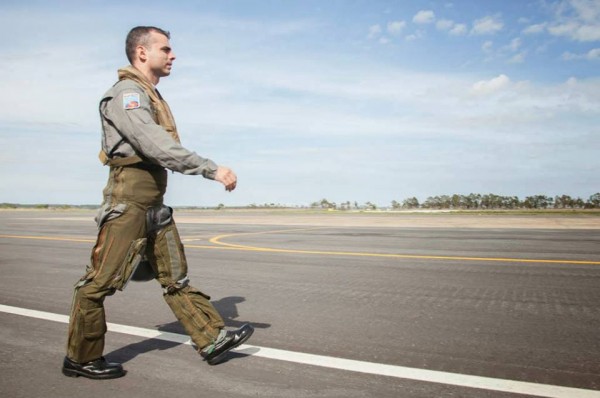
top-left (62, 26), bottom-right (253, 379)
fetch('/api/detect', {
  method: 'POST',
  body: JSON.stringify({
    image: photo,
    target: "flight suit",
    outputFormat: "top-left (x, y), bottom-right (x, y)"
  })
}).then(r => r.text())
top-left (66, 66), bottom-right (225, 363)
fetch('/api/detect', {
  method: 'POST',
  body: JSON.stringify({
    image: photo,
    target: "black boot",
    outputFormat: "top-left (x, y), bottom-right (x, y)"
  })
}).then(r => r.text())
top-left (62, 356), bottom-right (125, 379)
top-left (200, 323), bottom-right (254, 365)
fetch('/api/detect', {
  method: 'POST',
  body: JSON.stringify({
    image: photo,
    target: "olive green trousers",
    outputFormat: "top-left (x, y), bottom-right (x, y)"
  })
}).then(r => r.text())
top-left (66, 165), bottom-right (224, 363)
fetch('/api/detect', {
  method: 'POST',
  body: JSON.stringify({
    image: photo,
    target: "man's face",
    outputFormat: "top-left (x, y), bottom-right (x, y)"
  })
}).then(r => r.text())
top-left (145, 31), bottom-right (176, 78)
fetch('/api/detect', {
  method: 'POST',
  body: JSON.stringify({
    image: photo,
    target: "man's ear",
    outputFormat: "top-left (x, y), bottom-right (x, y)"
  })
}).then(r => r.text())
top-left (137, 45), bottom-right (147, 62)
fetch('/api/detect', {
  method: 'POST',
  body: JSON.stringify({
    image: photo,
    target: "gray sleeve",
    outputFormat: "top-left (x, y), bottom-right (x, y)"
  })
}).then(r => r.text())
top-left (101, 85), bottom-right (218, 179)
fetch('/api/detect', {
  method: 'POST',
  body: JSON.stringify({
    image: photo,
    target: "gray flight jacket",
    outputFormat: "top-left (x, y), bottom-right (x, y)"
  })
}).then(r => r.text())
top-left (99, 79), bottom-right (218, 179)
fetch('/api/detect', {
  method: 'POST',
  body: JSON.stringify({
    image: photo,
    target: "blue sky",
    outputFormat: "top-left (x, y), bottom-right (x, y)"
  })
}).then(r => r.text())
top-left (0, 0), bottom-right (598, 207)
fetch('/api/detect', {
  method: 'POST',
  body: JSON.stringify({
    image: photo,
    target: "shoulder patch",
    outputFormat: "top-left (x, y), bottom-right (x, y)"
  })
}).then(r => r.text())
top-left (123, 92), bottom-right (140, 110)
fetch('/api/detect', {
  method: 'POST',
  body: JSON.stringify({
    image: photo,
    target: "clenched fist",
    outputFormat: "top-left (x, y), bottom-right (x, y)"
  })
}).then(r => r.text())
top-left (214, 166), bottom-right (237, 192)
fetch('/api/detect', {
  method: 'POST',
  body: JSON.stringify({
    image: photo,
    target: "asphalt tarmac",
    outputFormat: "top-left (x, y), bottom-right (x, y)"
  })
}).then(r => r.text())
top-left (1, 210), bottom-right (599, 398)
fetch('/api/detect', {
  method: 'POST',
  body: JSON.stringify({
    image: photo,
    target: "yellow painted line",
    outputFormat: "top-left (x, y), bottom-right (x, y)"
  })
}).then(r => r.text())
top-left (206, 230), bottom-right (600, 265)
top-left (2, 232), bottom-right (599, 265)
top-left (0, 234), bottom-right (95, 243)
top-left (0, 234), bottom-right (241, 251)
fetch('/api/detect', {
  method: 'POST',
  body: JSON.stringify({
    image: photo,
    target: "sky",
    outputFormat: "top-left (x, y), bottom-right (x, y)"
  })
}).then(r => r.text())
top-left (0, 0), bottom-right (599, 207)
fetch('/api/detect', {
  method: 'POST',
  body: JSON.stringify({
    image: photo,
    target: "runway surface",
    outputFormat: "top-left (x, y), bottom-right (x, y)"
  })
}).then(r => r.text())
top-left (1, 210), bottom-right (599, 398)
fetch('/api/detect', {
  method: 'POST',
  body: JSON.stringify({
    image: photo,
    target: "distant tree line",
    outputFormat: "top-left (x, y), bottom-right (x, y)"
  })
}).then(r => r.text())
top-left (3, 193), bottom-right (600, 211)
top-left (412, 193), bottom-right (600, 210)
top-left (312, 193), bottom-right (600, 210)
top-left (0, 203), bottom-right (98, 210)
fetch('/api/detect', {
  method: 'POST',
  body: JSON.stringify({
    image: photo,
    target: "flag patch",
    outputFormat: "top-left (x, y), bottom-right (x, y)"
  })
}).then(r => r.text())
top-left (123, 93), bottom-right (140, 110)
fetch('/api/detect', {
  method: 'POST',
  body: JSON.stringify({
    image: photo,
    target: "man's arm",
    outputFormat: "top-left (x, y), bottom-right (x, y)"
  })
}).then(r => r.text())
top-left (101, 85), bottom-right (219, 178)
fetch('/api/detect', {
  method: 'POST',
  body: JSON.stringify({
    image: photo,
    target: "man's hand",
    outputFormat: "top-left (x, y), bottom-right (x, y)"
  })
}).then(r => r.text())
top-left (214, 166), bottom-right (237, 192)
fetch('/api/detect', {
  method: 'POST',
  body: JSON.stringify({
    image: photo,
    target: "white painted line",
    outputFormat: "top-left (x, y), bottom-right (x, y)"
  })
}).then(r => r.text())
top-left (1, 304), bottom-right (599, 398)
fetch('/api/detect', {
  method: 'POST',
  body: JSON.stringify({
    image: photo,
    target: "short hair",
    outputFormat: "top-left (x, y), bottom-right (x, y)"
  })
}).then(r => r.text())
top-left (125, 26), bottom-right (171, 63)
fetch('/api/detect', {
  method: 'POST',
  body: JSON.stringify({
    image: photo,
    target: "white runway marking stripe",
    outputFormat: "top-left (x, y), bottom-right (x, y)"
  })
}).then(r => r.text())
top-left (1, 304), bottom-right (599, 398)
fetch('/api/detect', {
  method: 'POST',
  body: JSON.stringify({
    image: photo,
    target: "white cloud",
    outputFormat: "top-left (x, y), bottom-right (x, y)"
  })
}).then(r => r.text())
top-left (367, 24), bottom-right (382, 39)
top-left (471, 15), bottom-right (504, 35)
top-left (549, 21), bottom-right (600, 41)
top-left (405, 30), bottom-right (426, 42)
top-left (436, 19), bottom-right (454, 30)
top-left (523, 22), bottom-right (547, 34)
top-left (570, 0), bottom-right (600, 23)
top-left (518, 17), bottom-right (530, 24)
top-left (413, 10), bottom-right (435, 24)
top-left (566, 76), bottom-right (578, 85)
top-left (562, 47), bottom-right (600, 60)
top-left (548, 0), bottom-right (600, 41)
top-left (590, 48), bottom-right (600, 58)
top-left (471, 74), bottom-right (511, 95)
top-left (482, 37), bottom-right (525, 63)
top-left (548, 21), bottom-right (579, 36)
top-left (482, 40), bottom-right (494, 53)
top-left (507, 38), bottom-right (522, 52)
top-left (387, 20), bottom-right (406, 35)
top-left (509, 52), bottom-right (527, 63)
top-left (436, 19), bottom-right (466, 36)
top-left (449, 23), bottom-right (467, 36)
top-left (575, 24), bottom-right (600, 41)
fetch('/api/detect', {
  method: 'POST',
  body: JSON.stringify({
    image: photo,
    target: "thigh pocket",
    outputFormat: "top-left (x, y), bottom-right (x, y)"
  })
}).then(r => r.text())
top-left (110, 237), bottom-right (147, 290)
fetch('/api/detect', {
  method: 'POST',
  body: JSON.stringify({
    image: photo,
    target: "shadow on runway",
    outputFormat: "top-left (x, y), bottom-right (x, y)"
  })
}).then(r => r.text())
top-left (106, 296), bottom-right (270, 364)
top-left (214, 295), bottom-right (271, 329)
top-left (106, 337), bottom-right (181, 364)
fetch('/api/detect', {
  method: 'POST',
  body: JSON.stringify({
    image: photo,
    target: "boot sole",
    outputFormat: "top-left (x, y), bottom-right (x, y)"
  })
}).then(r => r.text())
top-left (62, 367), bottom-right (125, 380)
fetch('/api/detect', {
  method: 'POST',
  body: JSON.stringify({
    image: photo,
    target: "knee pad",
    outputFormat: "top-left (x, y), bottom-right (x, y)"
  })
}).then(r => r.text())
top-left (129, 205), bottom-right (175, 283)
top-left (145, 205), bottom-right (189, 285)
top-left (131, 258), bottom-right (157, 282)
top-left (146, 205), bottom-right (173, 234)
